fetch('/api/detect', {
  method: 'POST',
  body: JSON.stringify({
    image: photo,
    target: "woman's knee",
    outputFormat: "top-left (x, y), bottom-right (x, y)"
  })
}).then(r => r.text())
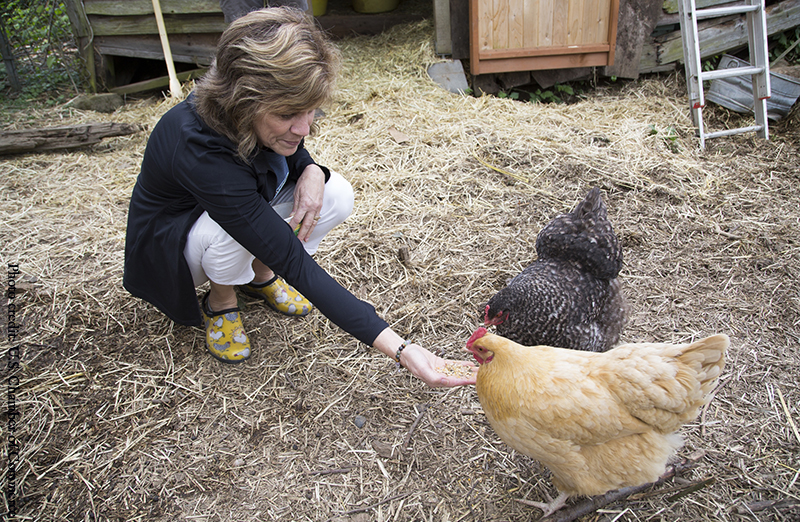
top-left (324, 171), bottom-right (354, 223)
top-left (185, 212), bottom-right (255, 286)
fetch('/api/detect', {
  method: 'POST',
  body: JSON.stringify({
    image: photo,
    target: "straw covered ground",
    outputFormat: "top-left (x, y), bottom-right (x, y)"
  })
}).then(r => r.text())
top-left (1, 19), bottom-right (799, 522)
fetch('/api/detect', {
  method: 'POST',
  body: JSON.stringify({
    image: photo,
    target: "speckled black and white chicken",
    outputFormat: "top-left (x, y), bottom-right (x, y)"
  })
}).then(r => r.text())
top-left (482, 187), bottom-right (627, 352)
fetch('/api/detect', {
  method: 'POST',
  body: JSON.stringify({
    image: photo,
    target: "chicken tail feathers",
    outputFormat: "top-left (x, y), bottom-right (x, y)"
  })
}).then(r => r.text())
top-left (677, 334), bottom-right (729, 396)
top-left (616, 334), bottom-right (729, 433)
top-left (575, 187), bottom-right (607, 221)
top-left (534, 187), bottom-right (623, 280)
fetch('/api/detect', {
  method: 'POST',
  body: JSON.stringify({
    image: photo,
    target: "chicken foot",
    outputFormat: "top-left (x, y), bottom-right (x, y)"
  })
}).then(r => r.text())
top-left (516, 491), bottom-right (570, 517)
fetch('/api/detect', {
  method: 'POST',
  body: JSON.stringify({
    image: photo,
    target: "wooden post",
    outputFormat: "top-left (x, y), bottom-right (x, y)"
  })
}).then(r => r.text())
top-left (62, 0), bottom-right (96, 92)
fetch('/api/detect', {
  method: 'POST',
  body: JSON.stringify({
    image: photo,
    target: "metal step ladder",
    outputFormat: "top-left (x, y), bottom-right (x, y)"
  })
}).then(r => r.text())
top-left (678, 0), bottom-right (771, 148)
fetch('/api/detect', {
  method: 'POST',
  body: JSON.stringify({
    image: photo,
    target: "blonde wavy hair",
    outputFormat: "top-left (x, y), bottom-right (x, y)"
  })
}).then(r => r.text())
top-left (193, 7), bottom-right (341, 160)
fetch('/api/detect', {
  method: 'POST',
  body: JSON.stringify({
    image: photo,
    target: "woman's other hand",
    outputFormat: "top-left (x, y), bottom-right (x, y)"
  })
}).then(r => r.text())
top-left (290, 164), bottom-right (326, 241)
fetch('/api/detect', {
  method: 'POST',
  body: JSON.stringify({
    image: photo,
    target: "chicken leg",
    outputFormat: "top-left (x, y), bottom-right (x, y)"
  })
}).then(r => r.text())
top-left (518, 491), bottom-right (570, 517)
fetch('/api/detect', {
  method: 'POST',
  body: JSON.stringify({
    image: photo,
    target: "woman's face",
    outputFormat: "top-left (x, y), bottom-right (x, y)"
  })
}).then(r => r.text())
top-left (254, 108), bottom-right (316, 156)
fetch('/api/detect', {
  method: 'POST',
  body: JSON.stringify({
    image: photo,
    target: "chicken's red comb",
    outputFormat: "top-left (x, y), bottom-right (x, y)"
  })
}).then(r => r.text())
top-left (466, 327), bottom-right (489, 349)
top-left (483, 304), bottom-right (490, 323)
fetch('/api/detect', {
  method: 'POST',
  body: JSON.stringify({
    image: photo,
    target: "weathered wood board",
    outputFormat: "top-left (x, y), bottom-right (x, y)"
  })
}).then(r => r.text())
top-left (603, 0), bottom-right (663, 79)
top-left (0, 123), bottom-right (144, 155)
top-left (639, 0), bottom-right (800, 73)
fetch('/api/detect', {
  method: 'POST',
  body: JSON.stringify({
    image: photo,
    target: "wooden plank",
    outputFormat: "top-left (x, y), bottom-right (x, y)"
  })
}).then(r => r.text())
top-left (539, 0), bottom-right (554, 46)
top-left (508, 0), bottom-right (524, 48)
top-left (470, 0), bottom-right (482, 66)
top-left (567, 0), bottom-right (584, 44)
top-left (476, 50), bottom-right (611, 73)
top-left (94, 34), bottom-right (219, 64)
top-left (552, 0), bottom-right (569, 46)
top-left (481, 43), bottom-right (611, 59)
top-left (478, 0), bottom-right (492, 52)
top-left (87, 13), bottom-right (227, 36)
top-left (657, 0), bottom-right (800, 64)
top-left (493, 0), bottom-right (510, 49)
top-left (605, 0), bottom-right (620, 64)
top-left (83, 0), bottom-right (221, 16)
top-left (598, 0), bottom-right (611, 43)
top-left (109, 68), bottom-right (208, 95)
top-left (582, 0), bottom-right (598, 44)
top-left (523, 0), bottom-right (539, 47)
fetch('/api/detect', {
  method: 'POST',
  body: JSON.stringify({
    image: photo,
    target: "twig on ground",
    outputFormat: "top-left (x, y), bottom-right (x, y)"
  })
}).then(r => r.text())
top-left (327, 492), bottom-right (411, 520)
top-left (777, 387), bottom-right (800, 444)
top-left (537, 459), bottom-right (700, 522)
top-left (403, 404), bottom-right (428, 449)
top-left (736, 499), bottom-right (800, 514)
top-left (304, 465), bottom-right (357, 476)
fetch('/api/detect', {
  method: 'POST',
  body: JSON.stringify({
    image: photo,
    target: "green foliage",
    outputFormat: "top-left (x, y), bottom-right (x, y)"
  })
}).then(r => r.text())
top-left (769, 27), bottom-right (800, 65)
top-left (648, 124), bottom-right (680, 153)
top-left (0, 0), bottom-right (84, 102)
top-left (521, 83), bottom-right (579, 104)
top-left (485, 81), bottom-right (582, 104)
top-left (497, 91), bottom-right (519, 100)
top-left (702, 57), bottom-right (718, 72)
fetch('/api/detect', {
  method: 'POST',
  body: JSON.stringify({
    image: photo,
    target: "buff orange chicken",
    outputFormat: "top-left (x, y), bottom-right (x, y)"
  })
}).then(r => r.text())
top-left (465, 327), bottom-right (728, 515)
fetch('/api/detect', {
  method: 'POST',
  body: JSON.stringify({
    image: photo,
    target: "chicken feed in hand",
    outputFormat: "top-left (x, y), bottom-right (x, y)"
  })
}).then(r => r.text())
top-left (483, 187), bottom-right (627, 352)
top-left (466, 327), bottom-right (729, 516)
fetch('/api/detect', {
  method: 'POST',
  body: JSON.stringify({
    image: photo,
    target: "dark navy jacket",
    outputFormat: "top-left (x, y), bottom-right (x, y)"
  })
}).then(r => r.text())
top-left (123, 96), bottom-right (388, 345)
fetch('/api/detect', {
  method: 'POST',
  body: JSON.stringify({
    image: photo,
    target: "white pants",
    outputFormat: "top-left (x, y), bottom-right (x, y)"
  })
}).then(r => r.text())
top-left (183, 170), bottom-right (354, 287)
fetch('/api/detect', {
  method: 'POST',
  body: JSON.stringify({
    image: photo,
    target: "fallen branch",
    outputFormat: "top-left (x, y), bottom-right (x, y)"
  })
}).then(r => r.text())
top-left (537, 459), bottom-right (700, 522)
top-left (736, 498), bottom-right (800, 514)
top-left (0, 122), bottom-right (144, 155)
top-left (402, 404), bottom-right (428, 449)
top-left (665, 477), bottom-right (716, 502)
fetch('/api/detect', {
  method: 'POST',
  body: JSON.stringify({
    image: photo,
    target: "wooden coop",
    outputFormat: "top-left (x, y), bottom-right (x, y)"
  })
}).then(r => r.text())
top-left (64, 0), bottom-right (800, 95)
top-left (62, 0), bottom-right (430, 93)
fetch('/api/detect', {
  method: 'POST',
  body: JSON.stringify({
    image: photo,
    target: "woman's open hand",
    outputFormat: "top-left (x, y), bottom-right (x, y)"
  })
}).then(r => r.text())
top-left (400, 343), bottom-right (477, 387)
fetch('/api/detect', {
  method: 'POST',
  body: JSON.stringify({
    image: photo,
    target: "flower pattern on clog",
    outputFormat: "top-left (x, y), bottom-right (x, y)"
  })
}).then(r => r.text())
top-left (201, 293), bottom-right (251, 363)
top-left (238, 277), bottom-right (313, 317)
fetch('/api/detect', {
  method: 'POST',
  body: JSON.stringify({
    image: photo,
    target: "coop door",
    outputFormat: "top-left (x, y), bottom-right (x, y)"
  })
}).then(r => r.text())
top-left (469, 0), bottom-right (620, 75)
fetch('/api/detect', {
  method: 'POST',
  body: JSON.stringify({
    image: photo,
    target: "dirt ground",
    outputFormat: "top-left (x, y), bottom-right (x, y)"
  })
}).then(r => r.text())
top-left (1, 19), bottom-right (799, 522)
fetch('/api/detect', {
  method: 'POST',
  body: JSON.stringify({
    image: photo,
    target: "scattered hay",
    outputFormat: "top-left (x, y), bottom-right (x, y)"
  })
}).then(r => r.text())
top-left (1, 19), bottom-right (799, 522)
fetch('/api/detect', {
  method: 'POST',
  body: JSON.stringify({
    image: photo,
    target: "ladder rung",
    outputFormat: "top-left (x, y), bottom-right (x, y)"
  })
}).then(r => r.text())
top-left (703, 125), bottom-right (764, 139)
top-left (699, 66), bottom-right (765, 81)
top-left (680, 0), bottom-right (769, 148)
top-left (695, 5), bottom-right (760, 20)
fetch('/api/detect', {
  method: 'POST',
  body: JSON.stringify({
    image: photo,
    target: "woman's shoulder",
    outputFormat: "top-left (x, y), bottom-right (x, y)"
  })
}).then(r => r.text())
top-left (155, 97), bottom-right (236, 151)
top-left (155, 97), bottom-right (201, 131)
